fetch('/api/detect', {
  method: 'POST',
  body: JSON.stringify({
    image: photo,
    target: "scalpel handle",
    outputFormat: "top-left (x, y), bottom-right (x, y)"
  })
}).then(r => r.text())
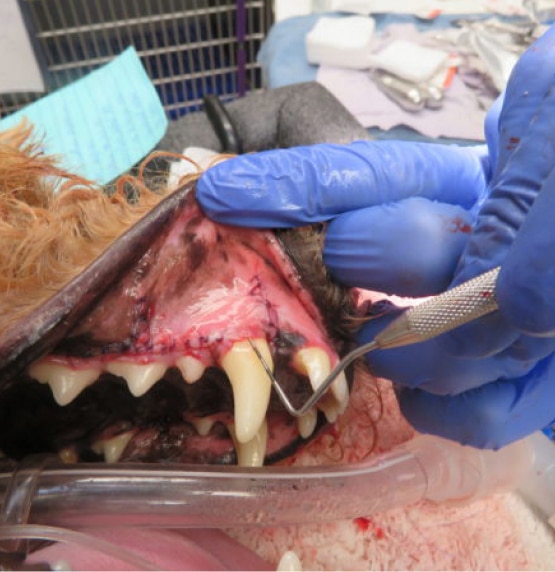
top-left (375, 266), bottom-right (501, 349)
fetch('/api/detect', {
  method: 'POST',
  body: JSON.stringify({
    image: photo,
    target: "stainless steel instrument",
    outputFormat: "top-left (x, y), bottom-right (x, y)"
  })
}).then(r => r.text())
top-left (250, 266), bottom-right (501, 417)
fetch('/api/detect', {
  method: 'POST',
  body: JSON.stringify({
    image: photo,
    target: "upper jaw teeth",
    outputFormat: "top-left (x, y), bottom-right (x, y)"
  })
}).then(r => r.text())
top-left (105, 361), bottom-right (167, 397)
top-left (175, 356), bottom-right (205, 383)
top-left (28, 362), bottom-right (99, 406)
top-left (27, 340), bottom-right (348, 466)
top-left (293, 347), bottom-right (349, 420)
top-left (220, 338), bottom-right (272, 444)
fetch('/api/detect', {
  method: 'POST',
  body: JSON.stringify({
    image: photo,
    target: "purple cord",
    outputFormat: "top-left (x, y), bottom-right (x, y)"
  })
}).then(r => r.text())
top-left (235, 0), bottom-right (246, 97)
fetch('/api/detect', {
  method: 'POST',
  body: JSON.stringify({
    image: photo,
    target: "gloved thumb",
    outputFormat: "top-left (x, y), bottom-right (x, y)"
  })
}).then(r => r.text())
top-left (324, 197), bottom-right (474, 297)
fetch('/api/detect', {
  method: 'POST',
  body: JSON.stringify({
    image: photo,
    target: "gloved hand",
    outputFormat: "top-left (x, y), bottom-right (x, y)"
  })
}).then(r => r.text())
top-left (197, 25), bottom-right (555, 449)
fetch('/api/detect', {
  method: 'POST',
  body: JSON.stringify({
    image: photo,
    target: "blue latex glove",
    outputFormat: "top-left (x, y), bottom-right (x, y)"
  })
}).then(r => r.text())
top-left (197, 25), bottom-right (555, 449)
top-left (199, 142), bottom-right (490, 296)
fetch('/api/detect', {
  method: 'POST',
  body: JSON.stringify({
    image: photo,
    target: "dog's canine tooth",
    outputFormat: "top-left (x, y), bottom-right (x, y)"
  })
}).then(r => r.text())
top-left (105, 361), bottom-right (166, 397)
top-left (229, 419), bottom-right (268, 467)
top-left (297, 408), bottom-right (318, 439)
top-left (175, 355), bottom-right (206, 383)
top-left (221, 339), bottom-right (272, 444)
top-left (293, 347), bottom-right (349, 410)
top-left (28, 361), bottom-right (100, 406)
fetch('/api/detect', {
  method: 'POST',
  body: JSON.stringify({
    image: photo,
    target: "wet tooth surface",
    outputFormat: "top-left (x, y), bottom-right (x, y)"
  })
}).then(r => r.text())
top-left (105, 362), bottom-right (166, 397)
top-left (175, 356), bottom-right (206, 384)
top-left (331, 371), bottom-right (350, 409)
top-left (29, 362), bottom-right (99, 406)
top-left (230, 419), bottom-right (268, 467)
top-left (221, 339), bottom-right (272, 444)
top-left (192, 417), bottom-right (215, 436)
top-left (294, 347), bottom-right (349, 409)
top-left (297, 408), bottom-right (318, 439)
top-left (294, 347), bottom-right (331, 392)
top-left (317, 395), bottom-right (340, 423)
top-left (92, 430), bottom-right (135, 463)
top-left (277, 550), bottom-right (303, 571)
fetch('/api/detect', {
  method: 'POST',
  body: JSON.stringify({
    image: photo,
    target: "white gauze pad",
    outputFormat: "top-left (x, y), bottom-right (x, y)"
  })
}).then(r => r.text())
top-left (368, 40), bottom-right (449, 84)
top-left (306, 16), bottom-right (376, 70)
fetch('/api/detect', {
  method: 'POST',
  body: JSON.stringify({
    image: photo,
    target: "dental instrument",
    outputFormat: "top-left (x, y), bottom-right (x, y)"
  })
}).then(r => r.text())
top-left (250, 266), bottom-right (500, 417)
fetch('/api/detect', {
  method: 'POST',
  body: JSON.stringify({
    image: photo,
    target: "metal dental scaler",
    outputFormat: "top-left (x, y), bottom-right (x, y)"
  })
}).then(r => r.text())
top-left (249, 266), bottom-right (501, 417)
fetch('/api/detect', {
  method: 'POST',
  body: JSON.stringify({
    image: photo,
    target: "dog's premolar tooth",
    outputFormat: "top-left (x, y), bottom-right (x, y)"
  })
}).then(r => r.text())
top-left (317, 395), bottom-right (340, 423)
top-left (293, 347), bottom-right (349, 408)
top-left (29, 362), bottom-right (99, 406)
top-left (92, 430), bottom-right (135, 463)
top-left (58, 446), bottom-right (79, 464)
top-left (277, 550), bottom-right (303, 571)
top-left (221, 339), bottom-right (272, 444)
top-left (297, 408), bottom-right (318, 439)
top-left (175, 355), bottom-right (206, 383)
top-left (105, 361), bottom-right (166, 397)
top-left (229, 420), bottom-right (268, 467)
top-left (331, 370), bottom-right (349, 409)
top-left (192, 417), bottom-right (215, 436)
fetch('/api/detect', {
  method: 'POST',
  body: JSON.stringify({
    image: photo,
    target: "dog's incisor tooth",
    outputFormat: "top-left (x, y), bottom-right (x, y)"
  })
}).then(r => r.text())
top-left (28, 361), bottom-right (100, 406)
top-left (221, 338), bottom-right (272, 444)
top-left (175, 355), bottom-right (206, 383)
top-left (105, 361), bottom-right (166, 397)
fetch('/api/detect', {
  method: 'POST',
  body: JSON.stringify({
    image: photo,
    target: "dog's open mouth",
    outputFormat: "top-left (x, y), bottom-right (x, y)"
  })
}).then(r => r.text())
top-left (0, 141), bottom-right (360, 468)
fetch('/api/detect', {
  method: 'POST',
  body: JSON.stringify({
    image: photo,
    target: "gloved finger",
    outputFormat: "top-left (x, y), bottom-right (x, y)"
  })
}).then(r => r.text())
top-left (443, 27), bottom-right (555, 352)
top-left (495, 24), bottom-right (555, 174)
top-left (483, 92), bottom-right (504, 170)
top-left (398, 352), bottom-right (555, 449)
top-left (356, 307), bottom-right (534, 394)
top-left (454, 68), bottom-right (555, 285)
top-left (196, 141), bottom-right (488, 227)
top-left (323, 197), bottom-right (474, 297)
top-left (496, 165), bottom-right (555, 335)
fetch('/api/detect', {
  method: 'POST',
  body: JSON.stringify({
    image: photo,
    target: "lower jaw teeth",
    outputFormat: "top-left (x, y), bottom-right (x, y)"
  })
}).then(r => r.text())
top-left (297, 409), bottom-right (318, 439)
top-left (91, 430), bottom-right (136, 463)
top-left (229, 419), bottom-right (268, 467)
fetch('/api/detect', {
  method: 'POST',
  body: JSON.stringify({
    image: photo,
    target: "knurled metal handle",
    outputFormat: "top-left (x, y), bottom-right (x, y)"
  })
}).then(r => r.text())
top-left (375, 266), bottom-right (500, 350)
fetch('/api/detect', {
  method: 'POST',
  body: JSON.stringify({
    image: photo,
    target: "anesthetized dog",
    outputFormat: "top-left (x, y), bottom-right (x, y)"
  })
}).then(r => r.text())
top-left (1, 122), bottom-right (553, 571)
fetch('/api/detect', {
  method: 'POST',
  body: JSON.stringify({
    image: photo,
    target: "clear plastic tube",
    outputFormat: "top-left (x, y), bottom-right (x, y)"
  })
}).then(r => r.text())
top-left (0, 434), bottom-right (535, 529)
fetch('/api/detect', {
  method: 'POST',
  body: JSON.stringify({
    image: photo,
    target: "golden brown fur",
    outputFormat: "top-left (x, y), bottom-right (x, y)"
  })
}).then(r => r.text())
top-left (0, 122), bottom-right (188, 329)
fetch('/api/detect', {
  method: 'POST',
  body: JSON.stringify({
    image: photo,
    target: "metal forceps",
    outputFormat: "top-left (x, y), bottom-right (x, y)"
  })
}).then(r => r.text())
top-left (249, 266), bottom-right (501, 417)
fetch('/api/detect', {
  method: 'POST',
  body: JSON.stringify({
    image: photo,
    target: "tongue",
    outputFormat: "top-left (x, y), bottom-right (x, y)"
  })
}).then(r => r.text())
top-left (27, 527), bottom-right (271, 571)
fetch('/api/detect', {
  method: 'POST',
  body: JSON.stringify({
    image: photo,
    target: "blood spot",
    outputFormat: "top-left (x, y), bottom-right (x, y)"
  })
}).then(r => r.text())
top-left (354, 517), bottom-right (372, 532)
